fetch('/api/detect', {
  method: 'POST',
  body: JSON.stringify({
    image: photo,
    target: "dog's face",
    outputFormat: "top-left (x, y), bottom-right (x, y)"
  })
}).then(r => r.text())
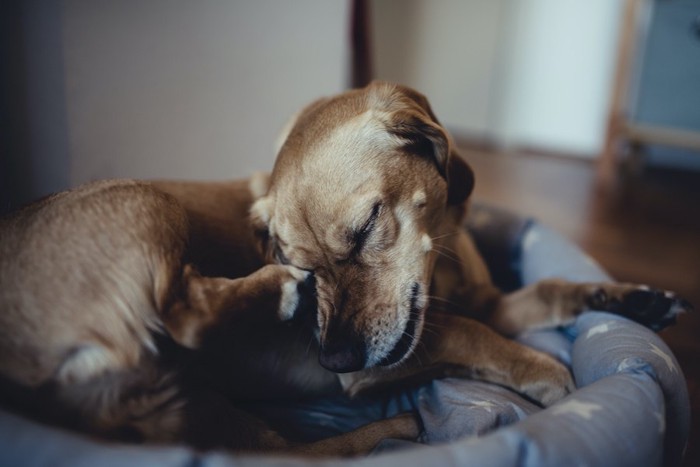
top-left (251, 82), bottom-right (474, 373)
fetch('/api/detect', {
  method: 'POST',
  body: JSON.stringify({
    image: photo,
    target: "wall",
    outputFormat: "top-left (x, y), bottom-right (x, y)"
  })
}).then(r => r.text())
top-left (63, 0), bottom-right (349, 184)
top-left (2, 0), bottom-right (349, 212)
top-left (493, 0), bottom-right (624, 157)
top-left (371, 0), bottom-right (624, 158)
top-left (371, 0), bottom-right (506, 136)
top-left (3, 0), bottom-right (629, 216)
top-left (1, 0), bottom-right (71, 212)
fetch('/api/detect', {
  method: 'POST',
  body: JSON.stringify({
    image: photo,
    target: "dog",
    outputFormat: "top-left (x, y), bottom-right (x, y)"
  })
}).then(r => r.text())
top-left (0, 178), bottom-right (420, 455)
top-left (0, 81), bottom-right (689, 455)
top-left (246, 81), bottom-right (688, 400)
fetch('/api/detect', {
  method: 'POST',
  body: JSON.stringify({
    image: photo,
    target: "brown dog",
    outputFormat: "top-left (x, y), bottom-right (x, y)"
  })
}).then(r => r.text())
top-left (0, 178), bottom-right (419, 455)
top-left (248, 81), bottom-right (688, 400)
top-left (0, 81), bottom-right (688, 455)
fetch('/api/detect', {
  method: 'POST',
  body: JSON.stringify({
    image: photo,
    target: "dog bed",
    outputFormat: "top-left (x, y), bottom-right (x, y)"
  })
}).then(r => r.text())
top-left (0, 203), bottom-right (690, 466)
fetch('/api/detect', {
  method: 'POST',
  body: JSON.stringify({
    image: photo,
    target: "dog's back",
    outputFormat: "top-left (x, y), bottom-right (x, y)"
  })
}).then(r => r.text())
top-left (0, 178), bottom-right (335, 446)
top-left (0, 180), bottom-right (193, 440)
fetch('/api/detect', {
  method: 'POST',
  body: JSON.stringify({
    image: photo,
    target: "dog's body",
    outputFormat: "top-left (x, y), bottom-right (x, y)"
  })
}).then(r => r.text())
top-left (0, 82), bottom-right (688, 455)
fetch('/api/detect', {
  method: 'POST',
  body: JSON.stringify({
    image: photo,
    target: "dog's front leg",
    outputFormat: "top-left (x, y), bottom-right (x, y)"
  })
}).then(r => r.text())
top-left (344, 313), bottom-right (574, 406)
top-left (162, 264), bottom-right (314, 348)
top-left (487, 279), bottom-right (691, 336)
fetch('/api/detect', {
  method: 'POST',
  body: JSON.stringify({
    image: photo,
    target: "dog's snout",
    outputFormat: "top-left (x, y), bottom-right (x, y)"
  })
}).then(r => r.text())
top-left (319, 334), bottom-right (366, 373)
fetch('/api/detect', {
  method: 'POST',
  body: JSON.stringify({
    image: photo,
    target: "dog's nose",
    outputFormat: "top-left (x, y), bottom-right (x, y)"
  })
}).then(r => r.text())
top-left (319, 338), bottom-right (366, 373)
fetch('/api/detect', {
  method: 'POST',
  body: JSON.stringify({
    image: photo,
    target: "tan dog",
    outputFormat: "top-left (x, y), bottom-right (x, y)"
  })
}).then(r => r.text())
top-left (248, 81), bottom-right (688, 401)
top-left (0, 81), bottom-right (688, 455)
top-left (0, 179), bottom-right (417, 455)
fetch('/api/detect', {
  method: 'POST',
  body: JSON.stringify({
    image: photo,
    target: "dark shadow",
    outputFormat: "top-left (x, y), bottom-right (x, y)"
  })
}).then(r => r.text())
top-left (0, 0), bottom-right (70, 216)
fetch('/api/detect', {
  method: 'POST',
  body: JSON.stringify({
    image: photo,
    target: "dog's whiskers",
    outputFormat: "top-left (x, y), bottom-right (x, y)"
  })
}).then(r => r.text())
top-left (426, 294), bottom-right (464, 311)
top-left (421, 321), bottom-right (451, 333)
top-left (432, 243), bottom-right (465, 261)
top-left (431, 246), bottom-right (464, 266)
top-left (305, 333), bottom-right (315, 356)
top-left (410, 342), bottom-right (425, 367)
top-left (429, 231), bottom-right (459, 242)
top-left (416, 326), bottom-right (441, 339)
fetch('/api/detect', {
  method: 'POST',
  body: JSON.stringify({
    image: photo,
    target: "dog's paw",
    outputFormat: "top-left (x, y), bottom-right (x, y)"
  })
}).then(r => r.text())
top-left (519, 354), bottom-right (575, 407)
top-left (277, 266), bottom-right (317, 323)
top-left (586, 284), bottom-right (693, 331)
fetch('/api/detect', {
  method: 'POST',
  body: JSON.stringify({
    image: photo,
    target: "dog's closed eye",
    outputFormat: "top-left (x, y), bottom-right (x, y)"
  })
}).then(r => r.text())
top-left (345, 201), bottom-right (382, 260)
top-left (274, 244), bottom-right (291, 265)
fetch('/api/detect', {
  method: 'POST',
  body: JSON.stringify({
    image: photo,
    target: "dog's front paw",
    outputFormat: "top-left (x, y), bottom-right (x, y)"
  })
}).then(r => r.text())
top-left (276, 266), bottom-right (317, 323)
top-left (518, 353), bottom-right (575, 407)
top-left (586, 284), bottom-right (692, 331)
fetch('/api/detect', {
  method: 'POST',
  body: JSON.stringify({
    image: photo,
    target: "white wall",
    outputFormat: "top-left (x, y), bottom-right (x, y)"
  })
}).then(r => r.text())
top-left (371, 0), bottom-right (624, 157)
top-left (6, 0), bottom-right (626, 214)
top-left (492, 0), bottom-right (624, 156)
top-left (371, 0), bottom-right (506, 136)
top-left (61, 0), bottom-right (349, 185)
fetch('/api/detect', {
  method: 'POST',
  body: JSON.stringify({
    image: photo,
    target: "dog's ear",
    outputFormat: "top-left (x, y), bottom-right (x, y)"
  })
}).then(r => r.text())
top-left (386, 110), bottom-right (450, 176)
top-left (446, 151), bottom-right (474, 205)
top-left (249, 196), bottom-right (273, 260)
top-left (380, 83), bottom-right (474, 205)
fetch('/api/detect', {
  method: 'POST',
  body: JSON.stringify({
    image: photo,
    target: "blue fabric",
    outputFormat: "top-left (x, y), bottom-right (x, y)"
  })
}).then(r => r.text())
top-left (0, 217), bottom-right (690, 466)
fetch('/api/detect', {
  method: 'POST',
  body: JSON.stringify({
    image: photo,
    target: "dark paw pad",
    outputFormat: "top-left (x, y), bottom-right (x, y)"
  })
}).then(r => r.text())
top-left (602, 288), bottom-right (693, 331)
top-left (587, 288), bottom-right (609, 310)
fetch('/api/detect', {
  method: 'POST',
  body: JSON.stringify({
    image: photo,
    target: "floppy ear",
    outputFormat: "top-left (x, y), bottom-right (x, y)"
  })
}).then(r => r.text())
top-left (387, 110), bottom-right (450, 178)
top-left (382, 83), bottom-right (475, 205)
top-left (446, 150), bottom-right (475, 205)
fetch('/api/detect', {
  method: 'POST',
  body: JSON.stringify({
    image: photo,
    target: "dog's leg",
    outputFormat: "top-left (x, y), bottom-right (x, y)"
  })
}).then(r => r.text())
top-left (288, 413), bottom-right (421, 457)
top-left (184, 389), bottom-right (419, 456)
top-left (163, 264), bottom-right (314, 349)
top-left (181, 389), bottom-right (290, 452)
top-left (33, 360), bottom-right (189, 444)
top-left (487, 279), bottom-right (692, 336)
top-left (344, 313), bottom-right (574, 407)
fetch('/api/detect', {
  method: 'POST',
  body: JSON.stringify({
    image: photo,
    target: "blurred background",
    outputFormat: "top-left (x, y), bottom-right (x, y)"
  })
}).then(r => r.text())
top-left (1, 0), bottom-right (699, 464)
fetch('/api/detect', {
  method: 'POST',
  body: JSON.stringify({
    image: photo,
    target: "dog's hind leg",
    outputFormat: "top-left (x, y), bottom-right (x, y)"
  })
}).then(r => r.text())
top-left (162, 264), bottom-right (315, 349)
top-left (287, 413), bottom-right (421, 457)
top-left (17, 359), bottom-right (189, 445)
top-left (182, 389), bottom-right (420, 455)
top-left (487, 278), bottom-right (692, 336)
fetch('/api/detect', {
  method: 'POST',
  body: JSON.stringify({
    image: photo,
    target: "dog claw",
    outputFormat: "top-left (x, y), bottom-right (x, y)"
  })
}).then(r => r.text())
top-left (586, 288), bottom-right (608, 310)
top-left (590, 286), bottom-right (692, 332)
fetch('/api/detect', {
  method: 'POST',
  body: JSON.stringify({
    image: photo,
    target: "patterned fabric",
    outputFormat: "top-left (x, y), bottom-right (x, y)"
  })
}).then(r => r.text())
top-left (0, 208), bottom-right (689, 467)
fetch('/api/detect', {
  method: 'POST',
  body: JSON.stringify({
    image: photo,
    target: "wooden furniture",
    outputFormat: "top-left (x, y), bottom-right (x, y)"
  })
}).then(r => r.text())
top-left (600, 0), bottom-right (700, 183)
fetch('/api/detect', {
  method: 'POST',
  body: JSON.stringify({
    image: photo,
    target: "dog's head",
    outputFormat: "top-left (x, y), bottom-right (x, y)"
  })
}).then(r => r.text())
top-left (251, 81), bottom-right (474, 373)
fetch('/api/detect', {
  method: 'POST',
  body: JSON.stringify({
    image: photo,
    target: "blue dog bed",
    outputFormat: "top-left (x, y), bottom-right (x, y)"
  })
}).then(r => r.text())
top-left (0, 203), bottom-right (690, 466)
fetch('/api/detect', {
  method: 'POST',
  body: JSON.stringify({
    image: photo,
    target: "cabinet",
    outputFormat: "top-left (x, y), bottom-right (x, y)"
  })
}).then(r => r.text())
top-left (603, 0), bottom-right (700, 177)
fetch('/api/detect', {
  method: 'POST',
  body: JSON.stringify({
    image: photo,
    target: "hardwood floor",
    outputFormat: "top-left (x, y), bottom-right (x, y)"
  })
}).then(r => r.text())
top-left (460, 144), bottom-right (700, 466)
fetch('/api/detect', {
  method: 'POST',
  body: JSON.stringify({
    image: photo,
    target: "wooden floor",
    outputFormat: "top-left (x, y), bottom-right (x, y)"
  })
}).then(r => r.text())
top-left (460, 144), bottom-right (700, 466)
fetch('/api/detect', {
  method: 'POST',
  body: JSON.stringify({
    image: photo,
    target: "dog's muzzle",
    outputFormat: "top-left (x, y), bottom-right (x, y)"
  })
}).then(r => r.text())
top-left (318, 330), bottom-right (367, 373)
top-left (378, 282), bottom-right (421, 367)
top-left (318, 283), bottom-right (423, 373)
